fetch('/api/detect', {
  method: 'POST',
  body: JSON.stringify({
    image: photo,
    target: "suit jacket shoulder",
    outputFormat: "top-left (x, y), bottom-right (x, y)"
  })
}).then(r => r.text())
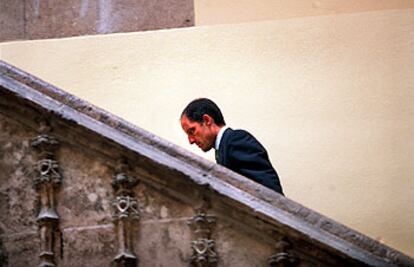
top-left (218, 128), bottom-right (283, 194)
top-left (221, 129), bottom-right (270, 166)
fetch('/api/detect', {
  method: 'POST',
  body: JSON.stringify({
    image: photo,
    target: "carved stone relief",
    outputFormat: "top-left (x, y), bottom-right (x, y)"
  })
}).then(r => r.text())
top-left (188, 209), bottom-right (218, 267)
top-left (31, 120), bottom-right (61, 267)
top-left (112, 159), bottom-right (139, 267)
top-left (268, 238), bottom-right (298, 267)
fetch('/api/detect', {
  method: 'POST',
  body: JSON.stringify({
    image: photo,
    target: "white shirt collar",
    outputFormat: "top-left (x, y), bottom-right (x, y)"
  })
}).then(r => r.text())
top-left (215, 126), bottom-right (229, 150)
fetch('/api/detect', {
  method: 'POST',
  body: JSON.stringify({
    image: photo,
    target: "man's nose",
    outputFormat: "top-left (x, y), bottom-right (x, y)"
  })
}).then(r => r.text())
top-left (188, 136), bottom-right (195, 144)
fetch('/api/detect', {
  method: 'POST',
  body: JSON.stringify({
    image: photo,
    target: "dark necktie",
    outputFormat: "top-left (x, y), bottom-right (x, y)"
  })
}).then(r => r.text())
top-left (215, 149), bottom-right (220, 163)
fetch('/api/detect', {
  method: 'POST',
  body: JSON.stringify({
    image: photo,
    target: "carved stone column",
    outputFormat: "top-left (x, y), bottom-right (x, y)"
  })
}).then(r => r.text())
top-left (112, 159), bottom-right (139, 267)
top-left (268, 238), bottom-right (297, 267)
top-left (188, 209), bottom-right (218, 267)
top-left (31, 120), bottom-right (62, 267)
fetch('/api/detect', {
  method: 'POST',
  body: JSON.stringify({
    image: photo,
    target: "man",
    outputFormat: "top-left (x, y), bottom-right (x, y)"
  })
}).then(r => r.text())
top-left (180, 98), bottom-right (283, 195)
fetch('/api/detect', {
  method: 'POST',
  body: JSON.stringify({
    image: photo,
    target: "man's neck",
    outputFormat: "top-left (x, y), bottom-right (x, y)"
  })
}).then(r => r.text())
top-left (215, 125), bottom-right (228, 150)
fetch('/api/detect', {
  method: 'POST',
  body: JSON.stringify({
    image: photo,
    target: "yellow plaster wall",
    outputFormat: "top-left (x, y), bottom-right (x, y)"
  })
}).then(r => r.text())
top-left (195, 0), bottom-right (414, 25)
top-left (1, 9), bottom-right (413, 256)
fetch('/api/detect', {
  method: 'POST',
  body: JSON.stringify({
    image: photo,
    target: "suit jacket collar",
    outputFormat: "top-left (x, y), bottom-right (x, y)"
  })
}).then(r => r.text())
top-left (217, 128), bottom-right (233, 164)
top-left (215, 126), bottom-right (229, 150)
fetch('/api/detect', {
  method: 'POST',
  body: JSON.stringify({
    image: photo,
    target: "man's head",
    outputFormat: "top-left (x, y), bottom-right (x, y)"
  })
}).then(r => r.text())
top-left (180, 98), bottom-right (226, 152)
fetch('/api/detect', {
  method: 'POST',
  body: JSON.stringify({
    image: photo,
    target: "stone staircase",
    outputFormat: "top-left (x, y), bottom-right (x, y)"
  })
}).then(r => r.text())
top-left (0, 60), bottom-right (413, 266)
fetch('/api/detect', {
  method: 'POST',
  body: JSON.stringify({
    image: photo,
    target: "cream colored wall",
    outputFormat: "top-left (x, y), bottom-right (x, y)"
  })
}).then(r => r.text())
top-left (1, 9), bottom-right (413, 257)
top-left (195, 0), bottom-right (414, 25)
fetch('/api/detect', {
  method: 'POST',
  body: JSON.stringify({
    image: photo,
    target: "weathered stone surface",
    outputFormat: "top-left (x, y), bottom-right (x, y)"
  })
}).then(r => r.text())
top-left (136, 220), bottom-right (191, 266)
top-left (0, 115), bottom-right (38, 235)
top-left (2, 232), bottom-right (39, 267)
top-left (0, 115), bottom-right (41, 267)
top-left (1, 60), bottom-right (413, 266)
top-left (60, 225), bottom-right (116, 266)
top-left (0, 0), bottom-right (25, 42)
top-left (23, 0), bottom-right (100, 40)
top-left (57, 145), bottom-right (113, 228)
top-left (214, 218), bottom-right (274, 266)
top-left (0, 0), bottom-right (194, 42)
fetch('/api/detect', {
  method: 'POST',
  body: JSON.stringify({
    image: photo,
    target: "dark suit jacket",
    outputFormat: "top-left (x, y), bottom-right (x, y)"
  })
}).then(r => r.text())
top-left (216, 128), bottom-right (283, 195)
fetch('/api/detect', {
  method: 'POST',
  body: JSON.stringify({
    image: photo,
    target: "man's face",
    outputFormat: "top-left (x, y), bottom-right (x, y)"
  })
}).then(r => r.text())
top-left (181, 115), bottom-right (216, 152)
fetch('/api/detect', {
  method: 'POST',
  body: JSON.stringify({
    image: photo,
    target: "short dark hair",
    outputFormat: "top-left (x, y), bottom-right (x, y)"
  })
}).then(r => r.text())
top-left (181, 98), bottom-right (226, 126)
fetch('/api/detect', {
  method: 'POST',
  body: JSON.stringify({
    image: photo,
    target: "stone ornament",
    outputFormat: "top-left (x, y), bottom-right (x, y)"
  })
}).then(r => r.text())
top-left (31, 119), bottom-right (61, 267)
top-left (112, 159), bottom-right (139, 267)
top-left (268, 238), bottom-right (298, 267)
top-left (33, 158), bottom-right (61, 187)
top-left (191, 239), bottom-right (217, 264)
top-left (188, 210), bottom-right (218, 266)
top-left (113, 195), bottom-right (140, 220)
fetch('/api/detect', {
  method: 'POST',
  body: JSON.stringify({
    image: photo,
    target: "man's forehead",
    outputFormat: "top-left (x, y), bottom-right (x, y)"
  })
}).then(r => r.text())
top-left (182, 115), bottom-right (195, 123)
top-left (181, 116), bottom-right (195, 129)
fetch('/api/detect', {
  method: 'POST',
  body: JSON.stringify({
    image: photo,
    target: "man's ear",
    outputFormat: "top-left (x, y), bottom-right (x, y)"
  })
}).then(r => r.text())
top-left (202, 114), bottom-right (213, 126)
